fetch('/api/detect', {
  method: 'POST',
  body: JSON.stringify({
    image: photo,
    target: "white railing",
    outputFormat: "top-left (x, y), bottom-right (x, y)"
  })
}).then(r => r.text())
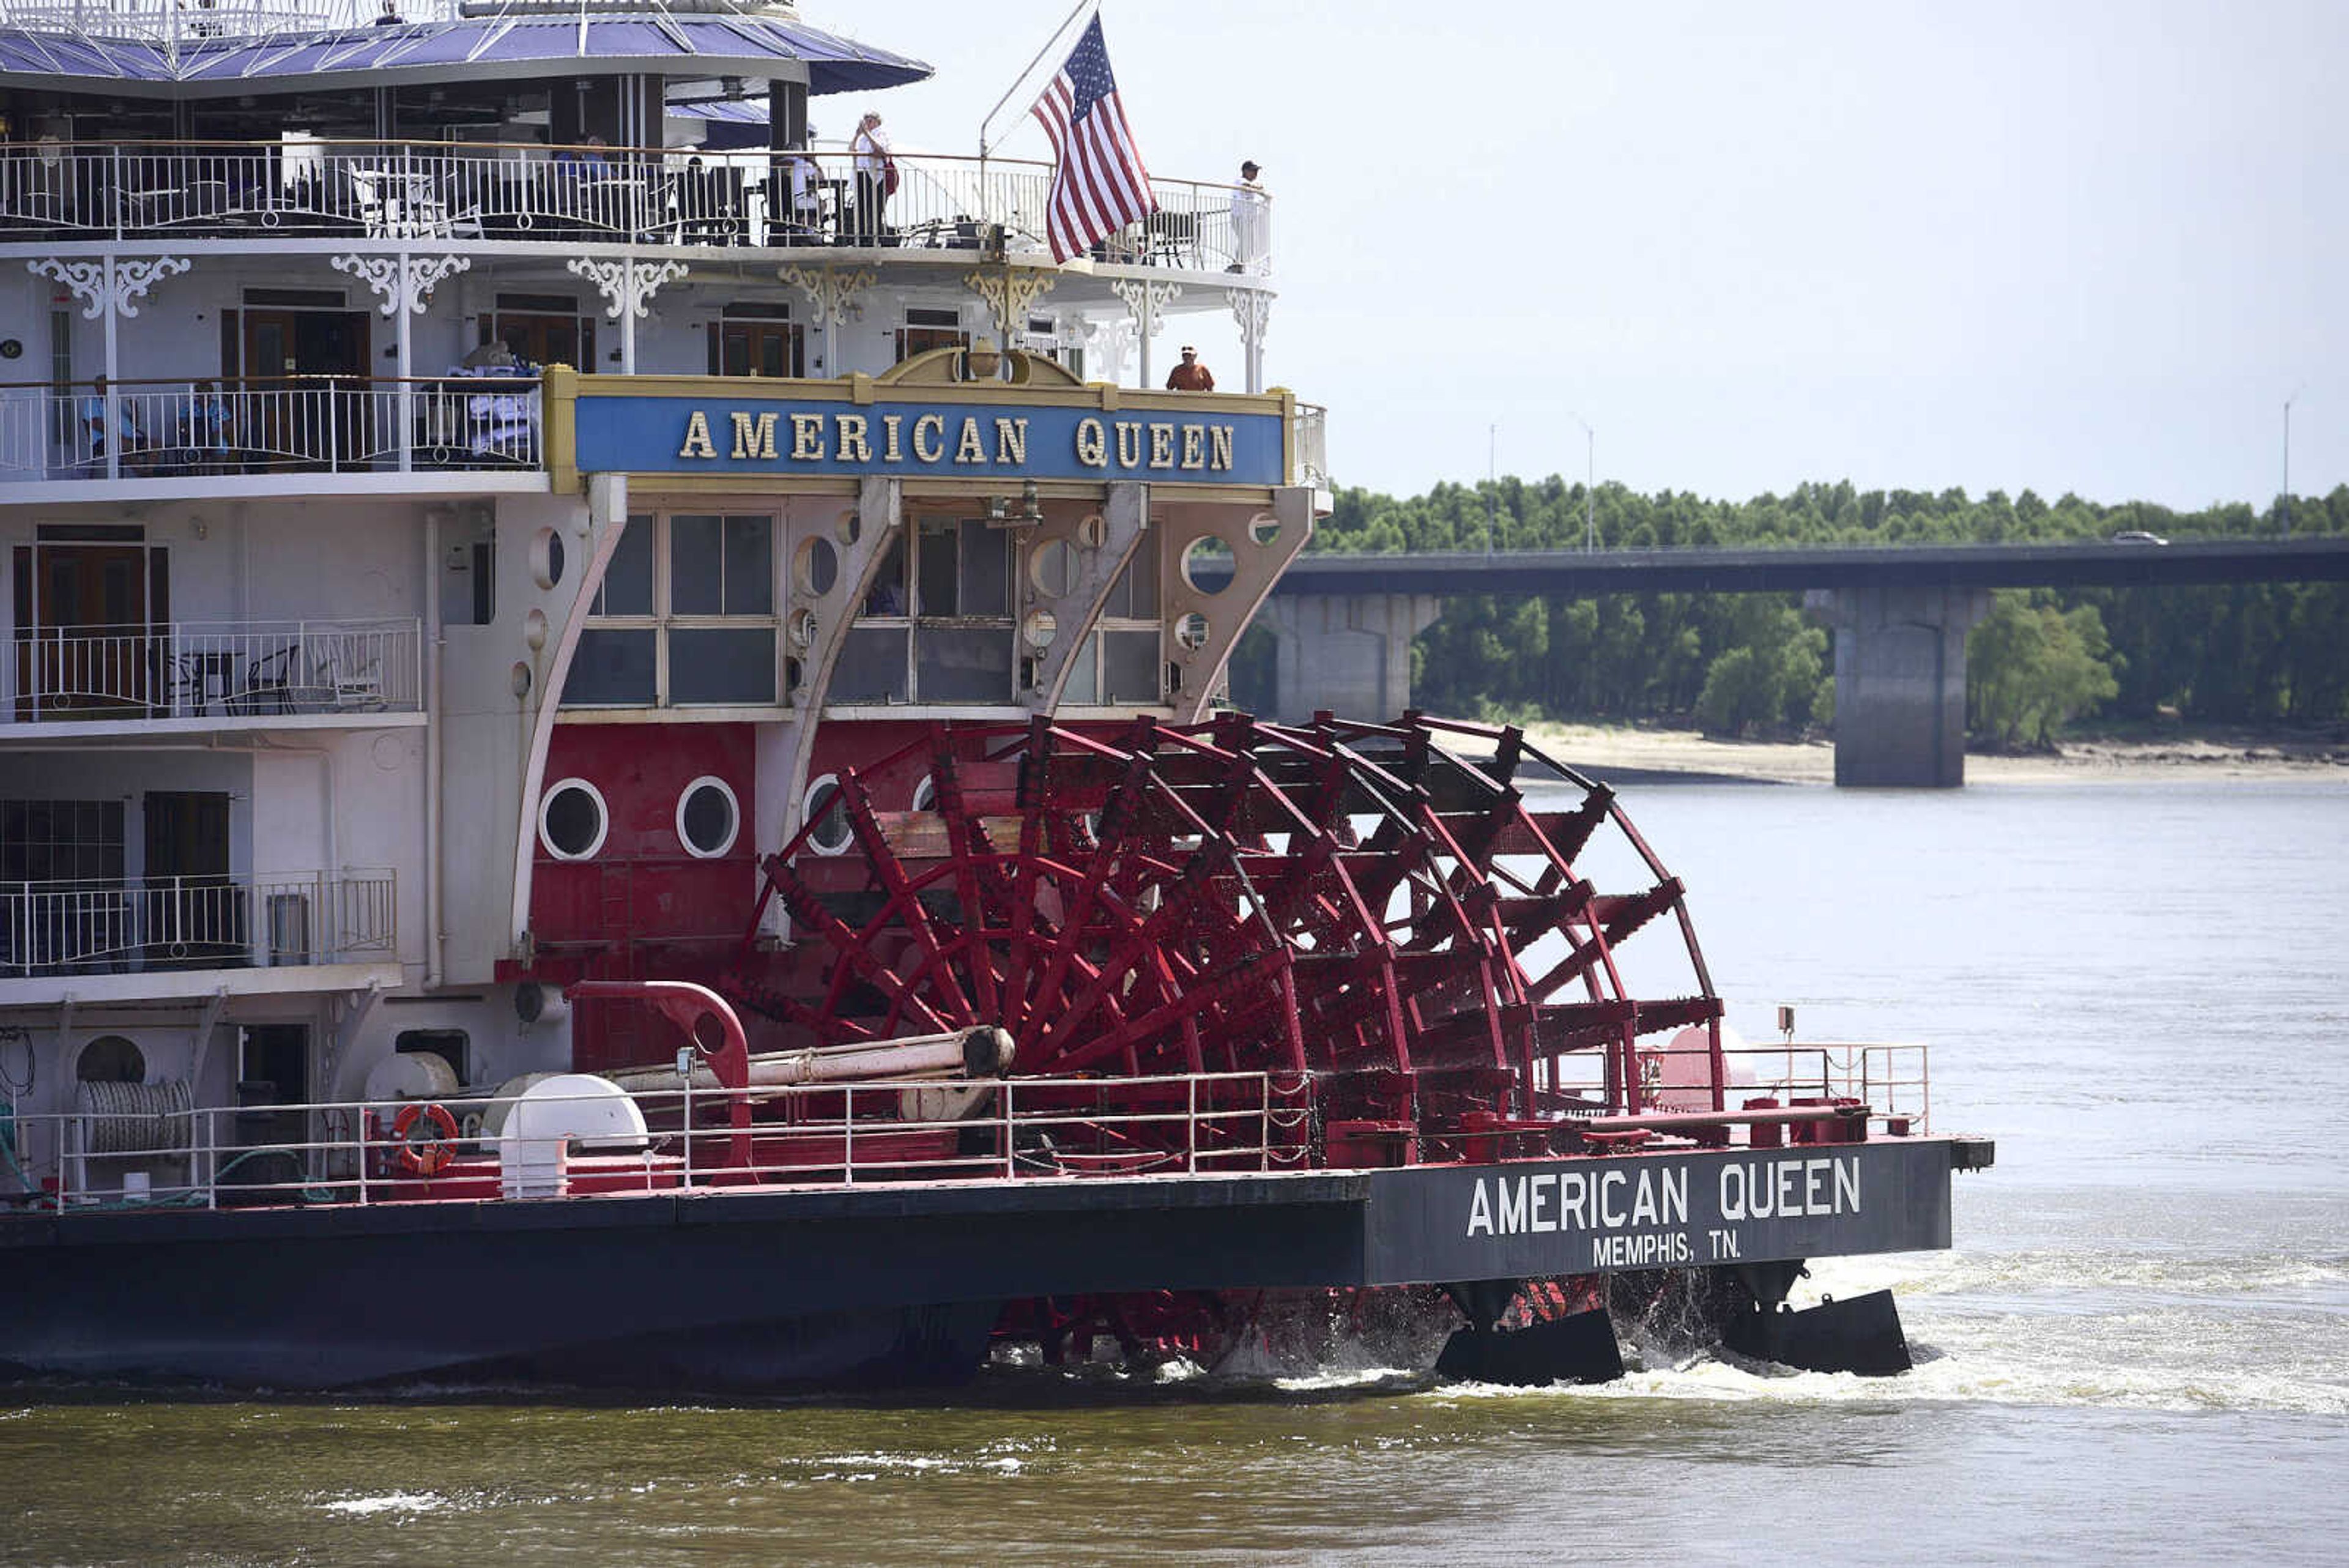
top-left (0, 866), bottom-right (395, 978)
top-left (0, 377), bottom-right (538, 482)
top-left (0, 141), bottom-right (1267, 271)
top-left (0, 2), bottom-right (457, 42)
top-left (1550, 1042), bottom-right (1932, 1135)
top-left (8, 616), bottom-right (422, 722)
top-left (0, 1068), bottom-right (1289, 1211)
top-left (1293, 401), bottom-right (1329, 489)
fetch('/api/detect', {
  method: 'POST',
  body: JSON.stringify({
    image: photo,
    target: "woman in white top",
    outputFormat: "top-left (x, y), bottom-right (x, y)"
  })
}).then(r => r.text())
top-left (848, 111), bottom-right (890, 246)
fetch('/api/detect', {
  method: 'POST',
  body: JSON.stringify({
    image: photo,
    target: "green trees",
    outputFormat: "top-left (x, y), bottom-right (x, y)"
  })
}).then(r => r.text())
top-left (1233, 477), bottom-right (2349, 734)
top-left (1966, 594), bottom-right (2121, 748)
top-left (1692, 600), bottom-right (1830, 737)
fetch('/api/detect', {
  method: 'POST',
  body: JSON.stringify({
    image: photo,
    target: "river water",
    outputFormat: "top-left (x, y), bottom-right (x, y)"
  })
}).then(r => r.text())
top-left (6, 781), bottom-right (2345, 1565)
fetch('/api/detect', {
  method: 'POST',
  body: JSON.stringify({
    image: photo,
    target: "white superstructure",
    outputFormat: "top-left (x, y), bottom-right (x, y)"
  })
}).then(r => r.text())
top-left (0, 1), bottom-right (1319, 1206)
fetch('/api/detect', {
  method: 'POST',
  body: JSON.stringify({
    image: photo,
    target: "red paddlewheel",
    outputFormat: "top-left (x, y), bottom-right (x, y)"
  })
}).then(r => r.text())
top-left (729, 713), bottom-right (1724, 1132)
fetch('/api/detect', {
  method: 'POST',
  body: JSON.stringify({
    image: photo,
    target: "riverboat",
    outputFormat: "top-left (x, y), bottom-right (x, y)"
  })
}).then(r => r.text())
top-left (0, 1), bottom-right (1988, 1390)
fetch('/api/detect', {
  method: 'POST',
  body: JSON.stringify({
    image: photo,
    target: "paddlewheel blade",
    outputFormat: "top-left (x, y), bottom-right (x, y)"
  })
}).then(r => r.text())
top-left (726, 712), bottom-right (1725, 1143)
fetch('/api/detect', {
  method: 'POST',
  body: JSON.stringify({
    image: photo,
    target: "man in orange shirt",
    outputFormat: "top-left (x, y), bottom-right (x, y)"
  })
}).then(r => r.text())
top-left (1165, 345), bottom-right (1214, 391)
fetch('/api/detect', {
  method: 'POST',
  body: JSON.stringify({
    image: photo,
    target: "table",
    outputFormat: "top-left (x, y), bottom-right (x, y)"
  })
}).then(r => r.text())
top-left (176, 650), bottom-right (238, 716)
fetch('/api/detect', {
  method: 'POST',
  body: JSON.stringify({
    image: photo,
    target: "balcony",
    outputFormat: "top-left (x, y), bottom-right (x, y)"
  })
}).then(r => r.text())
top-left (0, 140), bottom-right (1267, 272)
top-left (0, 866), bottom-right (396, 979)
top-left (1, 376), bottom-right (539, 487)
top-left (7, 617), bottom-right (422, 728)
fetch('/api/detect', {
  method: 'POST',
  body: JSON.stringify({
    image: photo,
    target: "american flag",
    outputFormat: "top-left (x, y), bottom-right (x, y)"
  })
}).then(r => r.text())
top-left (1029, 14), bottom-right (1157, 263)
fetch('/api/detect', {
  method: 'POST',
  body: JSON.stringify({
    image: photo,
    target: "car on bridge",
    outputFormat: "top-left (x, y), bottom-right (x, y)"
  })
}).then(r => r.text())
top-left (2110, 530), bottom-right (2170, 545)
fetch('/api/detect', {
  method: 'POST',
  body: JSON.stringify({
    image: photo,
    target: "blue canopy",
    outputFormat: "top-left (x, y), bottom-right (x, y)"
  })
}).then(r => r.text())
top-left (0, 11), bottom-right (931, 96)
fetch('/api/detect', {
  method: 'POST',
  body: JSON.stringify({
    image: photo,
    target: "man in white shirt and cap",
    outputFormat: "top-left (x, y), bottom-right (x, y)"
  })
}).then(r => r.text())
top-left (1229, 160), bottom-right (1268, 273)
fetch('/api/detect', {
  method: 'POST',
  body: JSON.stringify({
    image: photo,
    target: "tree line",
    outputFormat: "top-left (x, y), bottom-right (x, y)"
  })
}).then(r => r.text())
top-left (1227, 478), bottom-right (2349, 741)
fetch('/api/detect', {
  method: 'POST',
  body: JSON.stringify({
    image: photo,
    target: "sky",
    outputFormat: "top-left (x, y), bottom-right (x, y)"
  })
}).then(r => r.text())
top-left (809, 0), bottom-right (2344, 511)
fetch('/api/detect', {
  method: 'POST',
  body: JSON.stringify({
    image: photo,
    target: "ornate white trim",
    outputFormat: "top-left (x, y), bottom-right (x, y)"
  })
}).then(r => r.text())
top-left (567, 257), bottom-right (690, 321)
top-left (1231, 287), bottom-right (1273, 352)
top-left (1108, 277), bottom-right (1182, 338)
top-left (779, 264), bottom-right (877, 327)
top-left (963, 266), bottom-right (1056, 343)
top-left (330, 253), bottom-right (472, 317)
top-left (1078, 315), bottom-right (1137, 386)
top-left (28, 255), bottom-right (191, 321)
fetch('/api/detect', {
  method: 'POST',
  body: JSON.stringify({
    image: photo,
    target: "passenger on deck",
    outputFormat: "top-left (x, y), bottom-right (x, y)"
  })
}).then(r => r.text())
top-left (849, 112), bottom-right (891, 245)
top-left (1165, 346), bottom-right (1215, 392)
top-left (783, 146), bottom-right (825, 242)
top-left (1229, 160), bottom-right (1268, 273)
top-left (79, 375), bottom-right (143, 470)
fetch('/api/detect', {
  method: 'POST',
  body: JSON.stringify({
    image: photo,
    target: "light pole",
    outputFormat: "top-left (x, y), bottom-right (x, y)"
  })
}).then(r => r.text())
top-left (2282, 388), bottom-right (2301, 535)
top-left (1569, 412), bottom-right (1595, 551)
top-left (1486, 422), bottom-right (1498, 555)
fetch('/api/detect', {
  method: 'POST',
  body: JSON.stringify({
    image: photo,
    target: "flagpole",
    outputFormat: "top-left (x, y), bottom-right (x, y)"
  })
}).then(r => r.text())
top-left (978, 0), bottom-right (1100, 160)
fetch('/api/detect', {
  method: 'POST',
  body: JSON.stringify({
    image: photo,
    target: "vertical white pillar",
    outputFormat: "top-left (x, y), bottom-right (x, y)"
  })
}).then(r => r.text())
top-left (1137, 286), bottom-right (1152, 391)
top-left (395, 249), bottom-right (414, 472)
top-left (620, 250), bottom-right (638, 374)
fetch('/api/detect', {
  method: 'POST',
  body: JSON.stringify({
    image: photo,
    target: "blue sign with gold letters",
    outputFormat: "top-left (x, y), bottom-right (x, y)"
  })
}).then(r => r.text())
top-left (573, 396), bottom-right (1286, 485)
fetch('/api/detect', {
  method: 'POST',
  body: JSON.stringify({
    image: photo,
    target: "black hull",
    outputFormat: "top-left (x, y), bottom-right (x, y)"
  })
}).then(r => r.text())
top-left (0, 1140), bottom-right (1977, 1389)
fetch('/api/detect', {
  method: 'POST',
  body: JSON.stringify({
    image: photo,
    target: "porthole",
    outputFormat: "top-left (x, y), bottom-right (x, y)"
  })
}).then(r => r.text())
top-left (530, 526), bottom-right (566, 590)
top-left (1249, 511), bottom-right (1282, 546)
top-left (1181, 536), bottom-right (1228, 595)
top-left (802, 773), bottom-right (852, 856)
top-left (676, 775), bottom-right (741, 859)
top-left (76, 1035), bottom-right (144, 1084)
top-left (796, 536), bottom-right (840, 596)
top-left (910, 774), bottom-right (937, 812)
top-left (1023, 608), bottom-right (1058, 650)
top-left (1030, 537), bottom-right (1078, 598)
top-left (1175, 612), bottom-right (1212, 651)
top-left (539, 777), bottom-right (609, 861)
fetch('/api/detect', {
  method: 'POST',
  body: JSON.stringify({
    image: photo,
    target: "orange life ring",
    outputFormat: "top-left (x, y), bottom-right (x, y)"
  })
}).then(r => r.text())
top-left (392, 1101), bottom-right (459, 1178)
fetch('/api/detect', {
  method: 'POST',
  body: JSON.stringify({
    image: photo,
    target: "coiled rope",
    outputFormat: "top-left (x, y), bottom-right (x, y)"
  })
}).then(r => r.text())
top-left (73, 1079), bottom-right (196, 1155)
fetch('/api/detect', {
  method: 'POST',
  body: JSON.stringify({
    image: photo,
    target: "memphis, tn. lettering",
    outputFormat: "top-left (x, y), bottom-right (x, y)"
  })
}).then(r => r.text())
top-left (675, 409), bottom-right (1239, 473)
top-left (1464, 1154), bottom-right (1863, 1270)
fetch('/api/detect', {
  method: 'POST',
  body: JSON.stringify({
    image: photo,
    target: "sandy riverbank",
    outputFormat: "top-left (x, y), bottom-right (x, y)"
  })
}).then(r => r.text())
top-left (1483, 721), bottom-right (2349, 786)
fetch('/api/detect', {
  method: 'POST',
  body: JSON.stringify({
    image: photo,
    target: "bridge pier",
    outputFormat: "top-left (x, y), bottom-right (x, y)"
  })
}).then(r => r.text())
top-left (1806, 585), bottom-right (1989, 787)
top-left (1262, 593), bottom-right (1443, 723)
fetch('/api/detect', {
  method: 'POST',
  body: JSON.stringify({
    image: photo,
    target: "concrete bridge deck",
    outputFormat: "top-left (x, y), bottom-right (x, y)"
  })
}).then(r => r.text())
top-left (1212, 537), bottom-right (2349, 787)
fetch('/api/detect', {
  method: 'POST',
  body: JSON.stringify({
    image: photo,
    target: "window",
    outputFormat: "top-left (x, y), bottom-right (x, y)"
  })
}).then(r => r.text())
top-left (567, 511), bottom-right (778, 708)
top-left (834, 517), bottom-right (1022, 705)
top-left (894, 306), bottom-right (968, 362)
top-left (48, 307), bottom-right (71, 446)
top-left (1064, 539), bottom-right (1162, 705)
top-left (676, 776), bottom-right (741, 858)
top-left (708, 303), bottom-right (804, 378)
top-left (1, 798), bottom-right (125, 883)
top-left (538, 778), bottom-right (609, 860)
top-left (482, 293), bottom-right (596, 370)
